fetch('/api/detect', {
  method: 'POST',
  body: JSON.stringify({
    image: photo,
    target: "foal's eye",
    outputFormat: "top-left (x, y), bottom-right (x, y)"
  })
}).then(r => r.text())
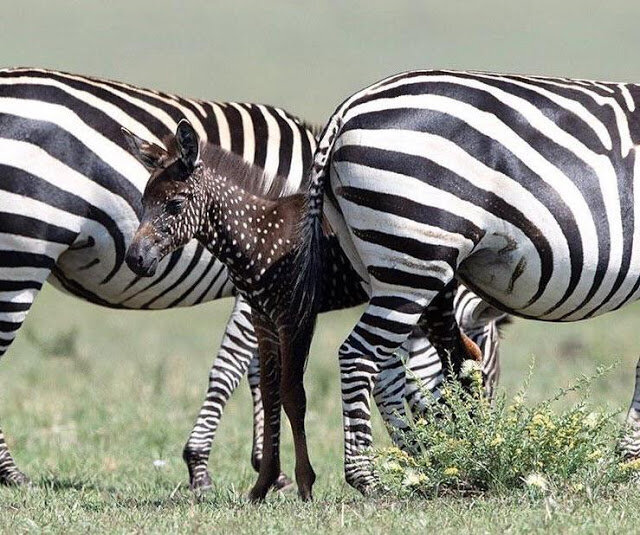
top-left (166, 197), bottom-right (185, 215)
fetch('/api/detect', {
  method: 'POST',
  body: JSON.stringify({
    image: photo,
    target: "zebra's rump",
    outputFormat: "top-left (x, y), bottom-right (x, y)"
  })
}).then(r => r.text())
top-left (330, 69), bottom-right (640, 322)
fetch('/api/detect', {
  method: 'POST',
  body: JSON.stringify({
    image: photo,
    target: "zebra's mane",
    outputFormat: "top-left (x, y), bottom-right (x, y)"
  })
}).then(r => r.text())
top-left (198, 142), bottom-right (299, 200)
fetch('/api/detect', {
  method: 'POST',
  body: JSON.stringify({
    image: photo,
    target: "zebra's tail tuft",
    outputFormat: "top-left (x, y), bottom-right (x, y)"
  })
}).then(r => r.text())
top-left (292, 112), bottom-right (344, 331)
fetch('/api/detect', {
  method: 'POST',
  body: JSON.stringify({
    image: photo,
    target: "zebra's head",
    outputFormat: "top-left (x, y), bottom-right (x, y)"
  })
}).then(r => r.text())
top-left (123, 120), bottom-right (207, 277)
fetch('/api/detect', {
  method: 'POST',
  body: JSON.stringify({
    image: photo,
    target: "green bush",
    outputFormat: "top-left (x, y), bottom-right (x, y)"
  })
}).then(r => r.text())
top-left (374, 361), bottom-right (639, 498)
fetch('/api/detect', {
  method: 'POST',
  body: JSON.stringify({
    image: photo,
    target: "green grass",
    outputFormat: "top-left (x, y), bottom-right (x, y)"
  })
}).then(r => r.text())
top-left (2, 286), bottom-right (640, 533)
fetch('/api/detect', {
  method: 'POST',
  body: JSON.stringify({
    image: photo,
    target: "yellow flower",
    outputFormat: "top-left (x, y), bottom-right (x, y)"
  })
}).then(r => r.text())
top-left (524, 472), bottom-right (548, 491)
top-left (586, 450), bottom-right (602, 461)
top-left (443, 467), bottom-right (459, 477)
top-left (619, 458), bottom-right (640, 472)
top-left (402, 469), bottom-right (427, 487)
top-left (490, 434), bottom-right (504, 447)
top-left (382, 460), bottom-right (403, 473)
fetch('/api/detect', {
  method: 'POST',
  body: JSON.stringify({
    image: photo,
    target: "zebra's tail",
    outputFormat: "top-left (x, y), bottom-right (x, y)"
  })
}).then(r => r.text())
top-left (293, 111), bottom-right (344, 328)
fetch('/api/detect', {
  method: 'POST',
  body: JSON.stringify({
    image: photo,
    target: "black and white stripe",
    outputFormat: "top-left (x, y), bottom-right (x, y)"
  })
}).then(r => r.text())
top-left (0, 68), bottom-right (505, 488)
top-left (302, 69), bottom-right (640, 493)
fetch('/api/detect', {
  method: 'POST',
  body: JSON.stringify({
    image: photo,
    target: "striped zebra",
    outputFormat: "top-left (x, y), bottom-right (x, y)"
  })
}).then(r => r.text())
top-left (301, 69), bottom-right (640, 494)
top-left (0, 68), bottom-right (505, 489)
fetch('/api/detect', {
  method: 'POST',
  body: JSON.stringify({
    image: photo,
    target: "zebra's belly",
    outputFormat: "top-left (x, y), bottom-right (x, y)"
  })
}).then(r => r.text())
top-left (458, 234), bottom-right (640, 322)
top-left (52, 230), bottom-right (235, 309)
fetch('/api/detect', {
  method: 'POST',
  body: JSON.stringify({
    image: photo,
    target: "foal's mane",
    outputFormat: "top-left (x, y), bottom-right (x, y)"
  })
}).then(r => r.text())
top-left (200, 142), bottom-right (300, 200)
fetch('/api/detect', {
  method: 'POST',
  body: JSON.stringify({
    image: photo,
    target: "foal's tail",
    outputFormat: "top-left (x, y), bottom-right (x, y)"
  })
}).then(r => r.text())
top-left (293, 110), bottom-right (345, 328)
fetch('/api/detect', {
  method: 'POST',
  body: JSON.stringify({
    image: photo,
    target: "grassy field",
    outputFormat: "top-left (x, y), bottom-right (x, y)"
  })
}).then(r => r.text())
top-left (1, 286), bottom-right (640, 533)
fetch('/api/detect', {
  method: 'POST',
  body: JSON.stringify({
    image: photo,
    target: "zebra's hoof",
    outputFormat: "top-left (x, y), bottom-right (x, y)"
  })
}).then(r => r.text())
top-left (272, 472), bottom-right (294, 491)
top-left (0, 470), bottom-right (31, 487)
top-left (189, 470), bottom-right (213, 492)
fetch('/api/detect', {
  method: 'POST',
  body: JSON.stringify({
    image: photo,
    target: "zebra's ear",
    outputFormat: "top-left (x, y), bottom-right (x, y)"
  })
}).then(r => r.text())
top-left (121, 127), bottom-right (167, 171)
top-left (175, 119), bottom-right (200, 172)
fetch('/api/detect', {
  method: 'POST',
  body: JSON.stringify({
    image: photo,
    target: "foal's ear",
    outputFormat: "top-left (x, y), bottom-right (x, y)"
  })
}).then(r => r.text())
top-left (176, 119), bottom-right (201, 171)
top-left (121, 127), bottom-right (167, 170)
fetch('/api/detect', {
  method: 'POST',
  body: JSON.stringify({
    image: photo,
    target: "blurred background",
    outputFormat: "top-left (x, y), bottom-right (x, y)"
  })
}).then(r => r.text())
top-left (2, 0), bottom-right (640, 503)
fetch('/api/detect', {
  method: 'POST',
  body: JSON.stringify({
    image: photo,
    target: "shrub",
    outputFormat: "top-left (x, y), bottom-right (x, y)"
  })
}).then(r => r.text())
top-left (374, 361), bottom-right (639, 498)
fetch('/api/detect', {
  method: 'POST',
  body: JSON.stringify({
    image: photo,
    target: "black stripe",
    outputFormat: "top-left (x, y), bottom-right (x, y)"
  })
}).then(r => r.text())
top-left (245, 104), bottom-right (268, 170)
top-left (272, 110), bottom-right (293, 178)
top-left (223, 104), bottom-right (244, 156)
top-left (0, 212), bottom-right (76, 244)
top-left (368, 266), bottom-right (444, 291)
top-left (141, 243), bottom-right (205, 308)
top-left (0, 163), bottom-right (125, 284)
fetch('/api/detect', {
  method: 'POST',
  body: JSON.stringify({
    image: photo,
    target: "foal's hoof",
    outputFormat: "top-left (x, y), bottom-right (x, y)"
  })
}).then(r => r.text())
top-left (272, 472), bottom-right (294, 491)
top-left (0, 470), bottom-right (31, 487)
top-left (189, 470), bottom-right (213, 492)
top-left (248, 485), bottom-right (269, 503)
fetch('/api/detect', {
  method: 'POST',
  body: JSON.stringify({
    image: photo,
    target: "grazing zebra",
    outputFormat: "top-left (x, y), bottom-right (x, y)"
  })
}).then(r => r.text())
top-left (0, 67), bottom-right (505, 489)
top-left (300, 69), bottom-right (640, 494)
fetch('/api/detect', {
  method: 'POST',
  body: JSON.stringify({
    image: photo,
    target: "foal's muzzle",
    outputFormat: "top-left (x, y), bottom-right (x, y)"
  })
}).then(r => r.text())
top-left (126, 234), bottom-right (161, 277)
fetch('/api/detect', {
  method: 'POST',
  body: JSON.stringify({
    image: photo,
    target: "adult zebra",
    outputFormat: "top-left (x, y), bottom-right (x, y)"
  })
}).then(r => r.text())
top-left (301, 69), bottom-right (640, 494)
top-left (0, 68), bottom-right (505, 489)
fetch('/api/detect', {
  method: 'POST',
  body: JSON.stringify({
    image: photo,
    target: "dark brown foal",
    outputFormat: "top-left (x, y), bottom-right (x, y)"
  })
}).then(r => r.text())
top-left (123, 119), bottom-right (318, 501)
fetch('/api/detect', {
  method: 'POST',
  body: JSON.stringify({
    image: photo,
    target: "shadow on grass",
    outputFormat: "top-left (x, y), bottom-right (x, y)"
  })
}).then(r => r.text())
top-left (37, 475), bottom-right (118, 494)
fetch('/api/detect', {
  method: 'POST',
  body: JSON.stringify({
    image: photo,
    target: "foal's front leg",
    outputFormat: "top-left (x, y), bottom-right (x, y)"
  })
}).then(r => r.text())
top-left (248, 314), bottom-right (282, 502)
top-left (278, 322), bottom-right (316, 501)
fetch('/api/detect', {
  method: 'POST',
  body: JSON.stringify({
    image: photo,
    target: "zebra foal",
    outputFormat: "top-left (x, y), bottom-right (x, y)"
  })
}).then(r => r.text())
top-left (125, 120), bottom-right (320, 500)
top-left (300, 69), bottom-right (640, 494)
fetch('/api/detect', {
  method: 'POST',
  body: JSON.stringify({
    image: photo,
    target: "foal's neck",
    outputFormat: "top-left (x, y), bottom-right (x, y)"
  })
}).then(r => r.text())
top-left (198, 174), bottom-right (304, 292)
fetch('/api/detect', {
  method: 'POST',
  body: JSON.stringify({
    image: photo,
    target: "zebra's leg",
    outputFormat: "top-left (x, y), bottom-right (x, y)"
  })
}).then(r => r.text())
top-left (453, 286), bottom-right (508, 400)
top-left (339, 292), bottom-right (430, 494)
top-left (401, 327), bottom-right (444, 418)
top-left (182, 295), bottom-right (261, 490)
top-left (466, 323), bottom-right (502, 401)
top-left (620, 356), bottom-right (640, 459)
top-left (247, 353), bottom-right (292, 490)
top-left (0, 279), bottom-right (48, 486)
top-left (419, 283), bottom-right (483, 388)
top-left (372, 340), bottom-right (412, 447)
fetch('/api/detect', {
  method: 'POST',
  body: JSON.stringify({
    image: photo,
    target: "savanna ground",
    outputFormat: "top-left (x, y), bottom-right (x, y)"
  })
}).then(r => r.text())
top-left (1, 287), bottom-right (640, 533)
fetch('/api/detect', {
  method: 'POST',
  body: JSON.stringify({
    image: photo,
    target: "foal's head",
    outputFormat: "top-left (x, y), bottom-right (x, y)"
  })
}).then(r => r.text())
top-left (123, 120), bottom-right (207, 276)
